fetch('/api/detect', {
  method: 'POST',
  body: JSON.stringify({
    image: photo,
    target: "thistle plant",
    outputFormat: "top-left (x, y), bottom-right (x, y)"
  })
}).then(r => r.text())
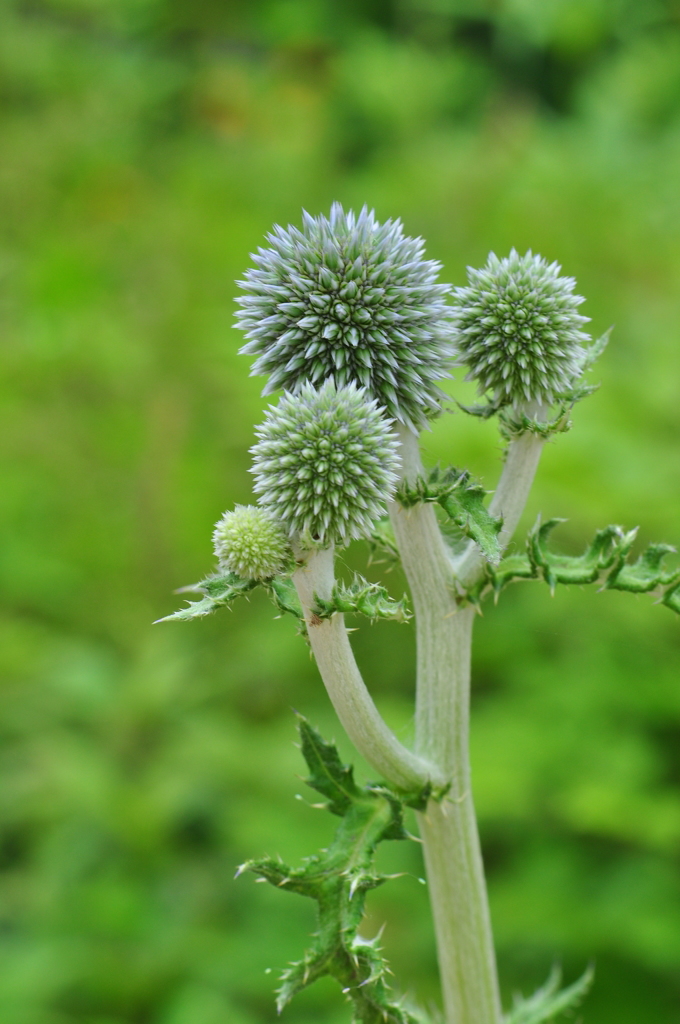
top-left (161, 207), bottom-right (680, 1024)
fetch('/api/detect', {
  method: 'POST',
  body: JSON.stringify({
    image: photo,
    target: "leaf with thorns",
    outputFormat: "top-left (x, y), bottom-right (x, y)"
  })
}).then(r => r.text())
top-left (528, 520), bottom-right (629, 590)
top-left (156, 570), bottom-right (305, 625)
top-left (605, 541), bottom-right (680, 594)
top-left (505, 964), bottom-right (594, 1024)
top-left (239, 718), bottom-right (431, 1023)
top-left (367, 519), bottom-right (401, 569)
top-left (397, 466), bottom-right (502, 564)
top-left (465, 520), bottom-right (680, 615)
top-left (313, 575), bottom-right (411, 624)
top-left (465, 330), bottom-right (611, 437)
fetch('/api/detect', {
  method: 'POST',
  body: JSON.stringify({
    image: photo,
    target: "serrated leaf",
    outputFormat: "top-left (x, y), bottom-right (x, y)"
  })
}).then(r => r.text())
top-left (397, 466), bottom-right (502, 564)
top-left (242, 718), bottom-right (430, 1024)
top-left (505, 964), bottom-right (594, 1024)
top-left (499, 405), bottom-right (574, 441)
top-left (464, 521), bottom-right (680, 617)
top-left (663, 582), bottom-right (680, 614)
top-left (581, 326), bottom-right (611, 373)
top-left (367, 518), bottom-right (401, 568)
top-left (157, 569), bottom-right (306, 625)
top-left (155, 572), bottom-right (258, 622)
top-left (266, 575), bottom-right (305, 622)
top-left (488, 553), bottom-right (537, 595)
top-left (606, 542), bottom-right (680, 593)
top-left (277, 948), bottom-right (329, 1011)
top-left (313, 575), bottom-right (411, 624)
top-left (529, 520), bottom-right (630, 590)
top-left (298, 717), bottom-right (361, 816)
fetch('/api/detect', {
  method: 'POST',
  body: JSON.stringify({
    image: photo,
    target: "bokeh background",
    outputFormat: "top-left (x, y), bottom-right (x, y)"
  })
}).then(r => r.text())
top-left (2, 1), bottom-right (680, 1022)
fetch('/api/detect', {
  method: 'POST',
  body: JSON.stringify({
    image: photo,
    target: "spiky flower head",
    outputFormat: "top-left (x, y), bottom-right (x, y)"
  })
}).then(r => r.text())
top-left (236, 203), bottom-right (453, 431)
top-left (251, 380), bottom-right (400, 548)
top-left (212, 505), bottom-right (293, 580)
top-left (451, 250), bottom-right (591, 409)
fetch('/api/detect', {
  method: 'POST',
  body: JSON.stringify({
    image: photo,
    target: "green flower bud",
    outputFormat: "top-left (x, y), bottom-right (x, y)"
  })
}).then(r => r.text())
top-left (451, 250), bottom-right (591, 409)
top-left (236, 203), bottom-right (454, 431)
top-left (212, 505), bottom-right (293, 580)
top-left (251, 380), bottom-right (400, 548)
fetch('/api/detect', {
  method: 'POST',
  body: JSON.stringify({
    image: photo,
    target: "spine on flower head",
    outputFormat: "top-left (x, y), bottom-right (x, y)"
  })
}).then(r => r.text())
top-left (236, 203), bottom-right (454, 431)
top-left (451, 249), bottom-right (591, 412)
top-left (250, 380), bottom-right (400, 549)
top-left (213, 505), bottom-right (293, 581)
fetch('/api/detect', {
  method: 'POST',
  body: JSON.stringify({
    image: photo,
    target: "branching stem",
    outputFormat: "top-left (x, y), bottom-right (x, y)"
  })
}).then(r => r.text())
top-left (453, 430), bottom-right (545, 587)
top-left (292, 547), bottom-right (441, 793)
top-left (292, 423), bottom-right (546, 1024)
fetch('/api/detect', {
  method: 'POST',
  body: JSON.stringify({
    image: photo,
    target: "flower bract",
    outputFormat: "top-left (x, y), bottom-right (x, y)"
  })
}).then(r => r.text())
top-left (213, 505), bottom-right (293, 580)
top-left (251, 381), bottom-right (400, 548)
top-left (236, 203), bottom-right (453, 430)
top-left (451, 250), bottom-right (591, 409)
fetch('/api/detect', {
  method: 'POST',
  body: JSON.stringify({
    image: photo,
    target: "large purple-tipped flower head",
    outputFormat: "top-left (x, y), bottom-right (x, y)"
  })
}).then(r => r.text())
top-left (250, 380), bottom-right (400, 549)
top-left (451, 250), bottom-right (591, 410)
top-left (236, 203), bottom-right (454, 431)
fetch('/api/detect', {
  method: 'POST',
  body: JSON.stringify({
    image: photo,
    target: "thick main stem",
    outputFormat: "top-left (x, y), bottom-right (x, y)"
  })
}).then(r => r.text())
top-left (389, 426), bottom-right (502, 1024)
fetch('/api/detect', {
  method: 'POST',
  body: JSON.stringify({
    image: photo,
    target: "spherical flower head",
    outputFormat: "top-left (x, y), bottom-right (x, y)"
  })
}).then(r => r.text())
top-left (451, 250), bottom-right (591, 409)
top-left (212, 505), bottom-right (293, 580)
top-left (236, 203), bottom-right (454, 431)
top-left (251, 380), bottom-right (400, 548)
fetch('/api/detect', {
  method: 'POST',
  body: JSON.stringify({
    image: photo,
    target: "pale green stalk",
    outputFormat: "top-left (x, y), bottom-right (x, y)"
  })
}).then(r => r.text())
top-left (293, 422), bottom-right (546, 1024)
top-left (389, 425), bottom-right (502, 1024)
top-left (292, 547), bottom-right (441, 793)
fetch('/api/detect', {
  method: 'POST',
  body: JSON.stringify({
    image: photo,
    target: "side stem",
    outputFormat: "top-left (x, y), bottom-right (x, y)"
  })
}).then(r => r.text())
top-left (453, 431), bottom-right (545, 588)
top-left (292, 546), bottom-right (441, 793)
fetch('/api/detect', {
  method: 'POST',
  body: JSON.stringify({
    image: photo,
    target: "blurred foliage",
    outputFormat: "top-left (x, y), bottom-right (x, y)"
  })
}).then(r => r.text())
top-left (1, 0), bottom-right (680, 1022)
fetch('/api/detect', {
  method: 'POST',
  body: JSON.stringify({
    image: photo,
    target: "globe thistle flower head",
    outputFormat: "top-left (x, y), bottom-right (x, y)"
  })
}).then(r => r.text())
top-left (212, 505), bottom-right (293, 580)
top-left (236, 203), bottom-right (454, 431)
top-left (251, 380), bottom-right (400, 548)
top-left (451, 250), bottom-right (591, 409)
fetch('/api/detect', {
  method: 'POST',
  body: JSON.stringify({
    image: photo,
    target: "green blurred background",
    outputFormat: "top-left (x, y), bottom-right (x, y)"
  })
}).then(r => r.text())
top-left (2, 1), bottom-right (680, 1021)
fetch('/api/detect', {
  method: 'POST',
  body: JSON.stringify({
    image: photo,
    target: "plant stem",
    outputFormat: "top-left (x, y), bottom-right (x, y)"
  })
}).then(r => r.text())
top-left (292, 547), bottom-right (442, 793)
top-left (453, 431), bottom-right (545, 588)
top-left (389, 424), bottom-right (502, 1024)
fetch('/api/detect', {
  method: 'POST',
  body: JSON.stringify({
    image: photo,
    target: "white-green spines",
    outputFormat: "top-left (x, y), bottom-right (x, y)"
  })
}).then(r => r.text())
top-left (451, 250), bottom-right (591, 408)
top-left (236, 203), bottom-right (453, 431)
top-left (251, 381), bottom-right (400, 548)
top-left (213, 505), bottom-right (293, 580)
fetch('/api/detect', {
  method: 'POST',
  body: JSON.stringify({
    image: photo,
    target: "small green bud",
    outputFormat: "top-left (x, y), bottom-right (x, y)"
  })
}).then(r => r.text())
top-left (236, 203), bottom-right (454, 430)
top-left (451, 250), bottom-right (591, 409)
top-left (212, 505), bottom-right (293, 580)
top-left (251, 380), bottom-right (400, 548)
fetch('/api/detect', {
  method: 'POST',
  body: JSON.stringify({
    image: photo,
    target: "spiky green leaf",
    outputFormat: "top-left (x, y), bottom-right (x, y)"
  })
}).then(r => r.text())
top-left (529, 519), bottom-right (630, 590)
top-left (155, 572), bottom-right (258, 622)
top-left (298, 716), bottom-right (362, 816)
top-left (367, 518), bottom-right (401, 569)
top-left (465, 520), bottom-right (680, 615)
top-left (505, 964), bottom-right (594, 1024)
top-left (241, 718), bottom-right (430, 1024)
top-left (606, 541), bottom-right (680, 593)
top-left (157, 570), bottom-right (305, 625)
top-left (313, 575), bottom-right (411, 624)
top-left (397, 466), bottom-right (502, 564)
top-left (267, 575), bottom-right (305, 621)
